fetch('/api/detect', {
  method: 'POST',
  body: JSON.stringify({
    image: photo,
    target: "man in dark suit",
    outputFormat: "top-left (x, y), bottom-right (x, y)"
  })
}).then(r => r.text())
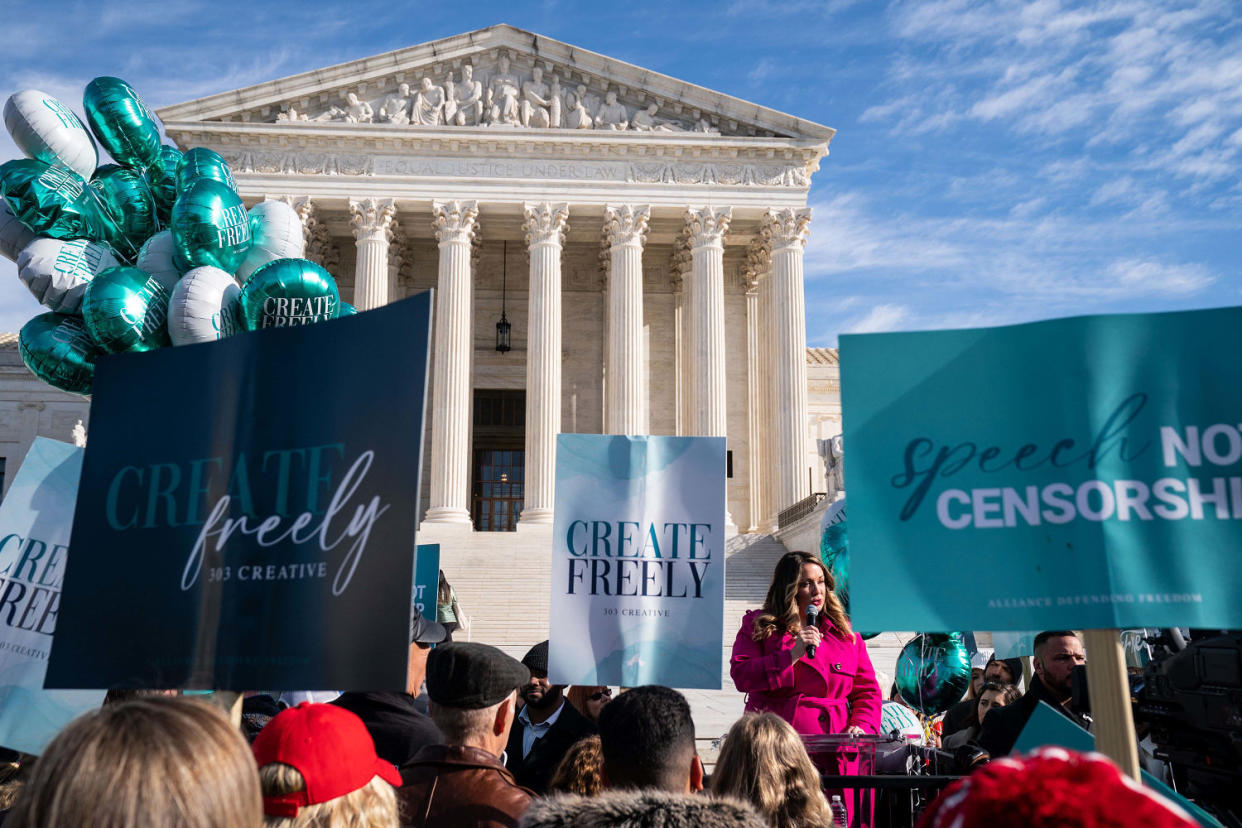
top-left (504, 640), bottom-right (596, 793)
top-left (978, 630), bottom-right (1089, 758)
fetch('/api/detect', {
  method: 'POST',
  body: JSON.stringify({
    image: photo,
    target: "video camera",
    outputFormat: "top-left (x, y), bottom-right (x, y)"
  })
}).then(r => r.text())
top-left (1073, 630), bottom-right (1242, 823)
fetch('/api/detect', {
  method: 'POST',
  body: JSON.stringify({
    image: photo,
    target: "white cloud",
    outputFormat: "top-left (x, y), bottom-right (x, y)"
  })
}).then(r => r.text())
top-left (873, 0), bottom-right (1242, 189)
top-left (844, 303), bottom-right (912, 333)
top-left (801, 190), bottom-right (1220, 345)
top-left (1105, 258), bottom-right (1216, 296)
top-left (803, 193), bottom-right (966, 276)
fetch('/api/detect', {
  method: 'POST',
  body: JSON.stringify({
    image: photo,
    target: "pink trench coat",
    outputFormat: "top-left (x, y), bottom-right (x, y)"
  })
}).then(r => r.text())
top-left (729, 609), bottom-right (882, 736)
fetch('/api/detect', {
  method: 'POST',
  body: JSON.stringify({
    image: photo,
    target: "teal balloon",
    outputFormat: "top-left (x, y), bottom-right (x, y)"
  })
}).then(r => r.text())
top-left (818, 517), bottom-right (878, 639)
top-left (146, 145), bottom-right (183, 225)
top-left (0, 158), bottom-right (115, 242)
top-left (82, 265), bottom-right (173, 353)
top-left (82, 77), bottom-right (161, 170)
top-left (89, 164), bottom-right (158, 261)
top-left (238, 258), bottom-right (340, 330)
top-left (339, 302), bottom-right (357, 317)
top-left (176, 147), bottom-right (235, 193)
top-left (170, 178), bottom-right (251, 273)
top-left (19, 312), bottom-right (103, 395)
top-left (895, 633), bottom-right (972, 716)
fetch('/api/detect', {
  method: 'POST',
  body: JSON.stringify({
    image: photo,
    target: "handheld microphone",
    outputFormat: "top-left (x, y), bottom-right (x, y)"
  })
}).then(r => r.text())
top-left (805, 605), bottom-right (819, 658)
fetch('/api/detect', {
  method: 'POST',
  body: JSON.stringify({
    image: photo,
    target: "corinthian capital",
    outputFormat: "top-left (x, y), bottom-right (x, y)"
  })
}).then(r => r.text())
top-left (432, 200), bottom-right (479, 246)
top-left (603, 204), bottom-right (650, 249)
top-left (349, 198), bottom-right (398, 243)
top-left (288, 196), bottom-right (316, 228)
top-left (744, 235), bottom-right (771, 281)
top-left (763, 207), bottom-right (812, 252)
top-left (523, 202), bottom-right (569, 248)
top-left (684, 206), bottom-right (732, 250)
top-left (669, 232), bottom-right (693, 280)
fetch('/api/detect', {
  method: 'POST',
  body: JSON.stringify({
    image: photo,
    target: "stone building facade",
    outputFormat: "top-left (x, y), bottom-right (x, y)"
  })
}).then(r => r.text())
top-left (0, 27), bottom-right (846, 652)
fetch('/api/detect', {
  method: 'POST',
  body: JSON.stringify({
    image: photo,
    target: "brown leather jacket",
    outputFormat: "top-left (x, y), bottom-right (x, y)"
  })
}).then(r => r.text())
top-left (397, 744), bottom-right (533, 828)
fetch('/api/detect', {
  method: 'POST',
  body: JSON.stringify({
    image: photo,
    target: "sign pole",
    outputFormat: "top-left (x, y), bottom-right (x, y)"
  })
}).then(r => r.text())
top-left (1082, 628), bottom-right (1140, 780)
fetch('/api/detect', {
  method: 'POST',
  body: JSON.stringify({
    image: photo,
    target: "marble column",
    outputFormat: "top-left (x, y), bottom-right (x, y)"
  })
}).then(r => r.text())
top-left (348, 198), bottom-right (397, 311)
top-left (743, 265), bottom-right (763, 534)
top-left (424, 200), bottom-right (479, 526)
top-left (603, 205), bottom-right (650, 436)
top-left (752, 238), bottom-right (775, 530)
top-left (670, 236), bottom-right (692, 436)
top-left (520, 202), bottom-right (569, 526)
top-left (685, 207), bottom-right (735, 532)
top-left (766, 207), bottom-right (813, 521)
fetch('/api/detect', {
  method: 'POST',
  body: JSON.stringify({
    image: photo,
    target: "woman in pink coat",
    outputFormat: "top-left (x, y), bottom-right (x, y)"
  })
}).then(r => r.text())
top-left (730, 550), bottom-right (881, 737)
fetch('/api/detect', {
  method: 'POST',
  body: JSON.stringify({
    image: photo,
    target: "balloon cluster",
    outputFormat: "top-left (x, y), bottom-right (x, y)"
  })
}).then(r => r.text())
top-left (894, 632), bottom-right (972, 716)
top-left (2, 80), bottom-right (356, 396)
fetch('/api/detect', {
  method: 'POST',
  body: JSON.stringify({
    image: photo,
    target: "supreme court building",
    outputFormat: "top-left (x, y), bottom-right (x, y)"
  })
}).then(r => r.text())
top-left (0, 25), bottom-right (843, 647)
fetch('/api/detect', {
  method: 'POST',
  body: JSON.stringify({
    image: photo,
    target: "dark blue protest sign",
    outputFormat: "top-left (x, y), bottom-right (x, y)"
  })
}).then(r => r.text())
top-left (45, 292), bottom-right (432, 691)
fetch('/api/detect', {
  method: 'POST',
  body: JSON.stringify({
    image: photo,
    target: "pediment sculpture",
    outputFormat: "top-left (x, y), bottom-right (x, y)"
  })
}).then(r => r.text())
top-left (270, 54), bottom-right (723, 135)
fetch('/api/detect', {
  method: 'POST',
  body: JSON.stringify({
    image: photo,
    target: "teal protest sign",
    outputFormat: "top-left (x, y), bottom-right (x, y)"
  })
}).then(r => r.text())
top-left (0, 439), bottom-right (104, 753)
top-left (842, 306), bottom-right (1242, 632)
top-left (412, 544), bottom-right (439, 618)
top-left (549, 435), bottom-right (726, 689)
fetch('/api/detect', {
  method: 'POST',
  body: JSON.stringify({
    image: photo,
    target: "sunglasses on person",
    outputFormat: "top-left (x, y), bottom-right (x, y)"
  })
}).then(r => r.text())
top-left (588, 689), bottom-right (613, 701)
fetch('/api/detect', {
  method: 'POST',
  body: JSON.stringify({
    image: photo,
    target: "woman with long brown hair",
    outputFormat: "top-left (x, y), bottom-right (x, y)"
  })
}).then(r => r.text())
top-left (729, 550), bottom-right (881, 736)
top-left (710, 713), bottom-right (833, 828)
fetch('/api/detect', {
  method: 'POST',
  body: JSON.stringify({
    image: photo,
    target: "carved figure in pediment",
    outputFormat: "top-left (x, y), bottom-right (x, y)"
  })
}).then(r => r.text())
top-left (380, 83), bottom-right (412, 125)
top-left (521, 66), bottom-right (552, 128)
top-left (344, 92), bottom-right (373, 123)
top-left (486, 56), bottom-right (521, 125)
top-left (547, 75), bottom-right (562, 128)
top-left (594, 90), bottom-right (628, 130)
top-left (412, 77), bottom-right (445, 125)
top-left (565, 84), bottom-right (594, 129)
top-left (311, 105), bottom-right (346, 122)
top-left (442, 75), bottom-right (458, 125)
top-left (630, 102), bottom-right (685, 132)
top-left (276, 107), bottom-right (309, 122)
top-left (693, 118), bottom-right (721, 135)
top-left (452, 65), bottom-right (484, 126)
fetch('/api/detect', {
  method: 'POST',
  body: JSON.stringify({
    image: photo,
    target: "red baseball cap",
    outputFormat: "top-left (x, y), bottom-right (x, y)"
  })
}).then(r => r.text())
top-left (252, 702), bottom-right (402, 817)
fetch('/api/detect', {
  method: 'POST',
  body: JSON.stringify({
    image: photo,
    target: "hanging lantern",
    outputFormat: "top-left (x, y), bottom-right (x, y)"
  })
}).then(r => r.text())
top-left (495, 239), bottom-right (511, 352)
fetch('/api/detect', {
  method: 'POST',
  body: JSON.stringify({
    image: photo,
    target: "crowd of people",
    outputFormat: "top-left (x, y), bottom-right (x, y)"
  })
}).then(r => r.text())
top-left (0, 552), bottom-right (1203, 827)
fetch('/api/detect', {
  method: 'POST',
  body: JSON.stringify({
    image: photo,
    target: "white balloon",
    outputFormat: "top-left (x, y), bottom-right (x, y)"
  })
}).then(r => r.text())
top-left (0, 203), bottom-right (37, 262)
top-left (234, 200), bottom-right (306, 281)
top-left (3, 90), bottom-right (98, 180)
top-left (16, 237), bottom-right (121, 314)
top-left (136, 230), bottom-right (182, 290)
top-left (168, 266), bottom-right (241, 346)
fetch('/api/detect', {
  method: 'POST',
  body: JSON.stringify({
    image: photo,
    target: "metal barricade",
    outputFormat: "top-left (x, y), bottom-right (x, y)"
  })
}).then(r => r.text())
top-left (803, 735), bottom-right (965, 828)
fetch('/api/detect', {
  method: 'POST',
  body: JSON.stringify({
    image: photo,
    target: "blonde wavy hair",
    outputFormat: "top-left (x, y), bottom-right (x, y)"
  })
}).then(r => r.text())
top-left (751, 550), bottom-right (852, 642)
top-left (7, 697), bottom-right (262, 827)
top-left (710, 713), bottom-right (832, 828)
top-left (258, 762), bottom-right (398, 828)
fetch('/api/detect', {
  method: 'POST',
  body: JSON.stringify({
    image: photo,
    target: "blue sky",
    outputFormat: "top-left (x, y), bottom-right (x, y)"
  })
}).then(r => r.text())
top-left (1, 0), bottom-right (1238, 346)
